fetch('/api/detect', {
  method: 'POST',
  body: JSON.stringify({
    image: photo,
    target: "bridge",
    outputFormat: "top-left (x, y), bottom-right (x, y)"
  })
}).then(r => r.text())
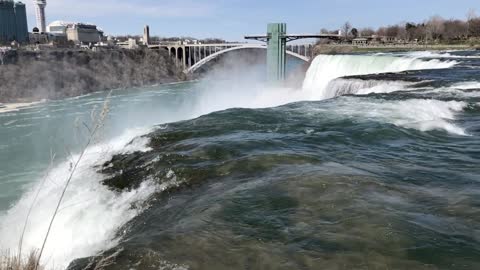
top-left (149, 42), bottom-right (315, 73)
top-left (149, 23), bottom-right (341, 82)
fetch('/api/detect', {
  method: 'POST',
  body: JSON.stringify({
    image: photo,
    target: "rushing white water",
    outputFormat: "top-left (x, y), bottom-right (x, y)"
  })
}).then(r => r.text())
top-left (321, 98), bottom-right (468, 136)
top-left (0, 128), bottom-right (165, 268)
top-left (451, 81), bottom-right (480, 90)
top-left (411, 81), bottom-right (480, 98)
top-left (302, 54), bottom-right (457, 99)
top-left (400, 51), bottom-right (480, 59)
top-left (326, 78), bottom-right (414, 96)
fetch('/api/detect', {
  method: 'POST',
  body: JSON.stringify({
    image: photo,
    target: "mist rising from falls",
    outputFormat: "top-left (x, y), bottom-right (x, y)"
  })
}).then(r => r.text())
top-left (302, 54), bottom-right (457, 99)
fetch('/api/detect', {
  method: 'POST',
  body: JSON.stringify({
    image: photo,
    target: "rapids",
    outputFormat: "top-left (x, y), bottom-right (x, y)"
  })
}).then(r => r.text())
top-left (0, 50), bottom-right (479, 269)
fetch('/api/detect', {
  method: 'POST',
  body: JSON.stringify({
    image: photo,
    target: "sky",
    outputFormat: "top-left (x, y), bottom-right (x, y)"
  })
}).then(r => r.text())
top-left (25, 0), bottom-right (478, 41)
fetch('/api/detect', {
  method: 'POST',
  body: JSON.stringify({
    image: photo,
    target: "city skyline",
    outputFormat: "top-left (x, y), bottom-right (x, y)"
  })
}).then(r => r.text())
top-left (24, 0), bottom-right (478, 40)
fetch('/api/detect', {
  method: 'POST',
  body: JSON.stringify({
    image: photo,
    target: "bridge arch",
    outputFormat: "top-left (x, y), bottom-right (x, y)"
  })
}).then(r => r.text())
top-left (177, 47), bottom-right (184, 65)
top-left (170, 47), bottom-right (176, 58)
top-left (186, 44), bottom-right (309, 74)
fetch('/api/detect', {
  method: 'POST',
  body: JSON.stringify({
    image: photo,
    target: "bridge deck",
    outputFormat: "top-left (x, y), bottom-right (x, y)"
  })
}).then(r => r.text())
top-left (148, 43), bottom-right (250, 48)
top-left (245, 34), bottom-right (342, 42)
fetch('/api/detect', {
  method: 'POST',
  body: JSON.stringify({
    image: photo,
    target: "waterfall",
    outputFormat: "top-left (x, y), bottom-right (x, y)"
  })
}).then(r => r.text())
top-left (302, 54), bottom-right (457, 99)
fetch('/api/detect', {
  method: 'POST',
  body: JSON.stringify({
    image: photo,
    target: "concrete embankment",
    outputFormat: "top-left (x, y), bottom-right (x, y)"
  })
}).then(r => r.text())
top-left (0, 49), bottom-right (186, 103)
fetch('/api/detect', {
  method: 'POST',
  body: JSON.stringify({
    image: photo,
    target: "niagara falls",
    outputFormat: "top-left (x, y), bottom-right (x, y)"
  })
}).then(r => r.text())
top-left (1, 1), bottom-right (480, 269)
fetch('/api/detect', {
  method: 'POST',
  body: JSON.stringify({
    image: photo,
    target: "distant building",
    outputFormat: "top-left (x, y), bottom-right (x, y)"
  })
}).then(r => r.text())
top-left (28, 31), bottom-right (48, 44)
top-left (0, 0), bottom-right (28, 44)
top-left (45, 21), bottom-right (104, 46)
top-left (143, 25), bottom-right (150, 45)
top-left (352, 38), bottom-right (369, 46)
top-left (47, 20), bottom-right (70, 34)
top-left (65, 23), bottom-right (103, 45)
top-left (33, 0), bottom-right (46, 33)
top-left (117, 38), bottom-right (139, 49)
top-left (14, 1), bottom-right (27, 41)
top-left (381, 36), bottom-right (396, 44)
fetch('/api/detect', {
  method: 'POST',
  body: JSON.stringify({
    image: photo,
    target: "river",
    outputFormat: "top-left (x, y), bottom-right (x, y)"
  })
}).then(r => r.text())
top-left (0, 50), bottom-right (479, 269)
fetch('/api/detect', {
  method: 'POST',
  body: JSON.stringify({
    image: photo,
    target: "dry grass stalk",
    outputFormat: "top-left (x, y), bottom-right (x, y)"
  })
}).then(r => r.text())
top-left (18, 150), bottom-right (56, 262)
top-left (1, 91), bottom-right (112, 270)
top-left (35, 91), bottom-right (112, 270)
top-left (0, 250), bottom-right (43, 270)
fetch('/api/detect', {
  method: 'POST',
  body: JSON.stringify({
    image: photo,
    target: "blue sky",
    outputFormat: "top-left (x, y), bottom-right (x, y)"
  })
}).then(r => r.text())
top-left (26, 0), bottom-right (477, 41)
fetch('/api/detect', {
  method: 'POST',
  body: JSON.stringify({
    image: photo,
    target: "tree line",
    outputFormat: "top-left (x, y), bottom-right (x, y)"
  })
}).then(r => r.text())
top-left (321, 10), bottom-right (480, 44)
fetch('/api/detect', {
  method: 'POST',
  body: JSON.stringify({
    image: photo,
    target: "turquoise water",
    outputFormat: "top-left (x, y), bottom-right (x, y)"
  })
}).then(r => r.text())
top-left (0, 83), bottom-right (197, 211)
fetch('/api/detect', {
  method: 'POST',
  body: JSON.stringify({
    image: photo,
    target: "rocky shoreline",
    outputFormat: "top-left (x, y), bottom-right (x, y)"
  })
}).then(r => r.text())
top-left (0, 49), bottom-right (186, 103)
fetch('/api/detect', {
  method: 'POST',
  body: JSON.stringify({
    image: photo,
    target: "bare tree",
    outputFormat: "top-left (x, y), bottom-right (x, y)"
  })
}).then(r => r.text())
top-left (425, 15), bottom-right (445, 41)
top-left (341, 22), bottom-right (352, 40)
top-left (326, 11), bottom-right (478, 44)
top-left (385, 25), bottom-right (400, 38)
top-left (467, 9), bottom-right (477, 21)
top-left (444, 20), bottom-right (468, 40)
top-left (405, 23), bottom-right (417, 41)
top-left (359, 28), bottom-right (375, 37)
top-left (396, 25), bottom-right (408, 41)
top-left (415, 24), bottom-right (428, 42)
top-left (469, 18), bottom-right (480, 37)
top-left (376, 27), bottom-right (387, 37)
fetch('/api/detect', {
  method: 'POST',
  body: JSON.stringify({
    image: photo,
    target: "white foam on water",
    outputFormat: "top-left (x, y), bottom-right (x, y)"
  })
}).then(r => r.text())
top-left (451, 81), bottom-right (480, 90)
top-left (412, 81), bottom-right (480, 98)
top-left (302, 54), bottom-right (457, 100)
top-left (329, 98), bottom-right (468, 135)
top-left (325, 78), bottom-right (414, 97)
top-left (401, 50), bottom-right (480, 59)
top-left (0, 127), bottom-right (161, 268)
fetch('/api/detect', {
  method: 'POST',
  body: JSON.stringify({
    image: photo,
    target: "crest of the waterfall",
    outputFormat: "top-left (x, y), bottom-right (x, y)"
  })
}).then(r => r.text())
top-left (302, 54), bottom-right (457, 100)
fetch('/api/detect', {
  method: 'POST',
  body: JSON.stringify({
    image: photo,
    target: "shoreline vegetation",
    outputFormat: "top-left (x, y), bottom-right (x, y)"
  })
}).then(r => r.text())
top-left (320, 12), bottom-right (480, 47)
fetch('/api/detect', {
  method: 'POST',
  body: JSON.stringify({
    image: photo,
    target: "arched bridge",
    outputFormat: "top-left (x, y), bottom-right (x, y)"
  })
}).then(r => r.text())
top-left (149, 43), bottom-right (314, 74)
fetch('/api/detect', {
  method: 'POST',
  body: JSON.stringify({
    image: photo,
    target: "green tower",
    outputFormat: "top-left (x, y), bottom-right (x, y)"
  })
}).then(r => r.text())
top-left (267, 23), bottom-right (287, 83)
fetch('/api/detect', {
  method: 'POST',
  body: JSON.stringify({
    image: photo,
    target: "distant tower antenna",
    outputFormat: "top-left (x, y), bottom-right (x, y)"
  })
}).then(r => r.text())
top-left (33, 0), bottom-right (47, 33)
